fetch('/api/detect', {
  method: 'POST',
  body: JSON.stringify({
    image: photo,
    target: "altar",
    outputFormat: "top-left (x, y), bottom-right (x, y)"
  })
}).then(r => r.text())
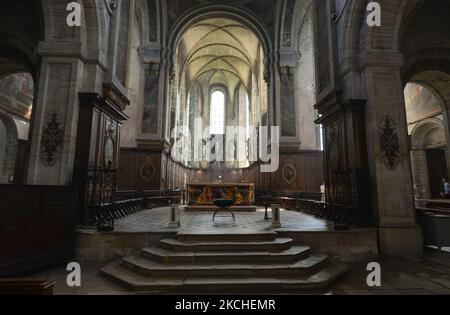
top-left (185, 183), bottom-right (257, 212)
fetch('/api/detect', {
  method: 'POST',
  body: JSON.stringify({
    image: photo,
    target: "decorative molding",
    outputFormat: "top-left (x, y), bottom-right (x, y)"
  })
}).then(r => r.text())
top-left (140, 157), bottom-right (156, 182)
top-left (78, 93), bottom-right (129, 121)
top-left (327, 125), bottom-right (340, 172)
top-left (279, 65), bottom-right (295, 82)
top-left (169, 65), bottom-right (176, 82)
top-left (40, 112), bottom-right (64, 167)
top-left (282, 162), bottom-right (297, 185)
top-left (103, 122), bottom-right (117, 168)
top-left (105, 0), bottom-right (118, 16)
top-left (380, 116), bottom-right (400, 171)
top-left (137, 138), bottom-right (171, 153)
top-left (103, 83), bottom-right (130, 110)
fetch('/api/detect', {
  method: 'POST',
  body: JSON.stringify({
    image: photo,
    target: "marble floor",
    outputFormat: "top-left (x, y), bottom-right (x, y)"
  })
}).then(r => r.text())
top-left (31, 248), bottom-right (450, 295)
top-left (113, 207), bottom-right (335, 234)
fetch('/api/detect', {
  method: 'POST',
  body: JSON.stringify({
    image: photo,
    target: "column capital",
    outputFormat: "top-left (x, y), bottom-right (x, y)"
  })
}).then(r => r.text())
top-left (139, 45), bottom-right (161, 64)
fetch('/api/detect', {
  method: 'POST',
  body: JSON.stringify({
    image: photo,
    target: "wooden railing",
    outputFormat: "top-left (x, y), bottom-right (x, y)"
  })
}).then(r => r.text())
top-left (92, 189), bottom-right (182, 231)
top-left (75, 164), bottom-right (182, 229)
top-left (256, 191), bottom-right (365, 230)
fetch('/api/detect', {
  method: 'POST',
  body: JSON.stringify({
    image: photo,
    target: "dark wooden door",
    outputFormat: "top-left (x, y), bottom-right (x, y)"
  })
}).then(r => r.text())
top-left (427, 149), bottom-right (449, 198)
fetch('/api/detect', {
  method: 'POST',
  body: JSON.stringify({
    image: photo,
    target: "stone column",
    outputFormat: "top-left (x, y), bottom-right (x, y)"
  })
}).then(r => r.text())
top-left (141, 62), bottom-right (161, 136)
top-left (441, 109), bottom-right (450, 179)
top-left (410, 149), bottom-right (431, 199)
top-left (361, 53), bottom-right (422, 255)
top-left (27, 55), bottom-right (84, 185)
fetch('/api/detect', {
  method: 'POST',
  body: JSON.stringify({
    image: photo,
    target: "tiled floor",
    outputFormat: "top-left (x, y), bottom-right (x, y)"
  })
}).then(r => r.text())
top-left (32, 249), bottom-right (450, 295)
top-left (114, 207), bottom-right (335, 233)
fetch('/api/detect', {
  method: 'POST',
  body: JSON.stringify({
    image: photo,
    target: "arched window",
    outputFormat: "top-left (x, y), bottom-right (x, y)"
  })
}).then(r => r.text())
top-left (210, 90), bottom-right (225, 135)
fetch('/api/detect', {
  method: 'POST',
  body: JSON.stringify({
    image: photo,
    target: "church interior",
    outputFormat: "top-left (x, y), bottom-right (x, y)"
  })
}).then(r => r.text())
top-left (1, 0), bottom-right (450, 296)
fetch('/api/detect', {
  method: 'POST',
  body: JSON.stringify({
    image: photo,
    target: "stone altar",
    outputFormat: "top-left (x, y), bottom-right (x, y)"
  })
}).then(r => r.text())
top-left (185, 183), bottom-right (257, 212)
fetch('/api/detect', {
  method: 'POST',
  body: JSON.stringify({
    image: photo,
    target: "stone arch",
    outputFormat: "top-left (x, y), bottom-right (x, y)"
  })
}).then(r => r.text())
top-left (411, 118), bottom-right (446, 150)
top-left (340, 0), bottom-right (413, 63)
top-left (0, 110), bottom-right (18, 184)
top-left (0, 1), bottom-right (43, 78)
top-left (82, 0), bottom-right (105, 55)
top-left (290, 0), bottom-right (313, 50)
top-left (135, 0), bottom-right (161, 45)
top-left (410, 117), bottom-right (447, 199)
top-left (361, 0), bottom-right (409, 53)
top-left (40, 0), bottom-right (103, 53)
top-left (332, 0), bottom-right (437, 255)
top-left (406, 73), bottom-right (450, 113)
top-left (167, 5), bottom-right (273, 70)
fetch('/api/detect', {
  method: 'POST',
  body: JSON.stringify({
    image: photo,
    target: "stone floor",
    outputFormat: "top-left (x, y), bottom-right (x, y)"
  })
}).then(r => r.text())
top-left (114, 207), bottom-right (335, 233)
top-left (32, 248), bottom-right (450, 295)
top-left (29, 208), bottom-right (450, 295)
top-left (333, 250), bottom-right (450, 295)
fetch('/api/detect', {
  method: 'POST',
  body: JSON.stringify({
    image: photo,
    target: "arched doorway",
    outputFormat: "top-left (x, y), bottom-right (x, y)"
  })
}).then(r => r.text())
top-left (400, 0), bottom-right (450, 200)
top-left (405, 82), bottom-right (448, 199)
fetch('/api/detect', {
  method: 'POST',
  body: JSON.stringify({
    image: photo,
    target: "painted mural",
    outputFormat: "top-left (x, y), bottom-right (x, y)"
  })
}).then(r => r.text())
top-left (404, 82), bottom-right (442, 124)
top-left (0, 73), bottom-right (34, 120)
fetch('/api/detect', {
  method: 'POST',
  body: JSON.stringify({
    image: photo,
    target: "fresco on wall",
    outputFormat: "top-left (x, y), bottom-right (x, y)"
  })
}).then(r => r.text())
top-left (280, 70), bottom-right (297, 137)
top-left (142, 70), bottom-right (159, 134)
top-left (404, 83), bottom-right (442, 125)
top-left (0, 73), bottom-right (34, 120)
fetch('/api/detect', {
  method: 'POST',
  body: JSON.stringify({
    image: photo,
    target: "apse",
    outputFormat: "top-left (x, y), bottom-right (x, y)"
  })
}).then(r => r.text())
top-left (171, 17), bottom-right (267, 170)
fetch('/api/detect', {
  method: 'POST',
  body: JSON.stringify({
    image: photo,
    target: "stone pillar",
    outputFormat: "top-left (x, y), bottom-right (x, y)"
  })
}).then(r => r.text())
top-left (362, 54), bottom-right (422, 255)
top-left (141, 62), bottom-right (161, 136)
top-left (441, 109), bottom-right (450, 179)
top-left (27, 56), bottom-right (84, 185)
top-left (410, 149), bottom-right (431, 199)
top-left (169, 204), bottom-right (180, 228)
top-left (130, 47), bottom-right (168, 191)
top-left (271, 204), bottom-right (281, 228)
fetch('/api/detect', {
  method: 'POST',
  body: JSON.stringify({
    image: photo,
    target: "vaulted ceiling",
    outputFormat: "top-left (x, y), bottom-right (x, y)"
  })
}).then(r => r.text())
top-left (178, 17), bottom-right (262, 91)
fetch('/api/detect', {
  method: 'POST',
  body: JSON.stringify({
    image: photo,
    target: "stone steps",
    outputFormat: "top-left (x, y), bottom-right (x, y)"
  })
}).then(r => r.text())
top-left (101, 231), bottom-right (347, 293)
top-left (142, 245), bottom-right (311, 264)
top-left (101, 261), bottom-right (348, 293)
top-left (122, 253), bottom-right (327, 277)
top-left (159, 238), bottom-right (294, 252)
top-left (176, 232), bottom-right (278, 242)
